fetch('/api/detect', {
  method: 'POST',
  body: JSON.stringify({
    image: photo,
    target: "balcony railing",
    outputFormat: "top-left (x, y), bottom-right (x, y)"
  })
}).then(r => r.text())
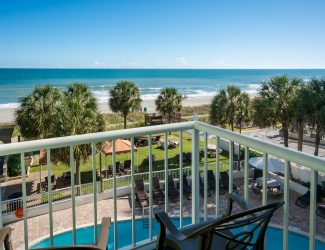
top-left (0, 121), bottom-right (324, 250)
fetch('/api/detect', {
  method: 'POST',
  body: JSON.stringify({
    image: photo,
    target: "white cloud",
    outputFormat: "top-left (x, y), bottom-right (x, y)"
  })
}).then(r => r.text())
top-left (93, 60), bottom-right (107, 67)
top-left (175, 57), bottom-right (187, 65)
top-left (213, 59), bottom-right (226, 65)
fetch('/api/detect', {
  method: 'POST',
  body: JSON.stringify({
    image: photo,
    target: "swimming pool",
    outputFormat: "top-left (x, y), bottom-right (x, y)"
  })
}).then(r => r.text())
top-left (32, 218), bottom-right (325, 249)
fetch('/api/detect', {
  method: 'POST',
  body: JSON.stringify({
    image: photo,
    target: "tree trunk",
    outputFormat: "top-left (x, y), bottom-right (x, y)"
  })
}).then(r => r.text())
top-left (123, 115), bottom-right (127, 129)
top-left (314, 127), bottom-right (321, 156)
top-left (297, 123), bottom-right (304, 152)
top-left (231, 122), bottom-right (234, 131)
top-left (282, 122), bottom-right (289, 148)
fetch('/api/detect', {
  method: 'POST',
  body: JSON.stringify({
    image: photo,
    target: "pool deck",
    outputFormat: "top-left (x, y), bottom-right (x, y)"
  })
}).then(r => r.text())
top-left (8, 179), bottom-right (325, 249)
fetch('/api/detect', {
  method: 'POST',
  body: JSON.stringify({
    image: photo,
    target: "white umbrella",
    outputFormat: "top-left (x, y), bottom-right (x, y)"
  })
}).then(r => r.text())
top-left (248, 156), bottom-right (284, 173)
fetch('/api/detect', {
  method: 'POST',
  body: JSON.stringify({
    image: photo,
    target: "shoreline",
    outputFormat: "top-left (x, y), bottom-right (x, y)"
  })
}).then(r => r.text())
top-left (0, 96), bottom-right (214, 123)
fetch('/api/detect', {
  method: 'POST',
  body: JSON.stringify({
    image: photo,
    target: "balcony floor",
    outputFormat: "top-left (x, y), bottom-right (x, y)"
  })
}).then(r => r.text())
top-left (10, 178), bottom-right (325, 249)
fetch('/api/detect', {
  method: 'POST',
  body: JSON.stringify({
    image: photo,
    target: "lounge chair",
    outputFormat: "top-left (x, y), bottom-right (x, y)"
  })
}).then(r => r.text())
top-left (152, 135), bottom-right (161, 144)
top-left (317, 204), bottom-right (325, 219)
top-left (182, 174), bottom-right (192, 200)
top-left (295, 184), bottom-right (324, 208)
top-left (168, 175), bottom-right (180, 202)
top-left (220, 171), bottom-right (238, 193)
top-left (135, 178), bottom-right (149, 207)
top-left (1, 217), bottom-right (111, 250)
top-left (43, 175), bottom-right (57, 191)
top-left (155, 194), bottom-right (284, 250)
top-left (152, 176), bottom-right (165, 205)
top-left (116, 161), bottom-right (124, 175)
top-left (123, 159), bottom-right (131, 174)
top-left (199, 175), bottom-right (211, 197)
top-left (183, 152), bottom-right (192, 163)
top-left (207, 170), bottom-right (225, 195)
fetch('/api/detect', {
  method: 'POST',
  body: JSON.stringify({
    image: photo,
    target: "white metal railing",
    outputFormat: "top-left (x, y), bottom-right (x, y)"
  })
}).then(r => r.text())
top-left (1, 167), bottom-right (192, 215)
top-left (0, 120), bottom-right (324, 250)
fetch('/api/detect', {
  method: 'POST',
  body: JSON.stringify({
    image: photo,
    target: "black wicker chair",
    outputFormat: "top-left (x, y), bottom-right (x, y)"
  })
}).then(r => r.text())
top-left (220, 171), bottom-right (238, 194)
top-left (207, 170), bottom-right (225, 195)
top-left (155, 193), bottom-right (284, 250)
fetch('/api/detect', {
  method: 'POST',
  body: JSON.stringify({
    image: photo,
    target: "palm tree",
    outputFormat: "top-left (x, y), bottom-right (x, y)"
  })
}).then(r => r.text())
top-left (155, 87), bottom-right (183, 123)
top-left (109, 80), bottom-right (142, 129)
top-left (255, 76), bottom-right (299, 148)
top-left (291, 81), bottom-right (308, 152)
top-left (15, 85), bottom-right (61, 139)
top-left (300, 78), bottom-right (325, 156)
top-left (236, 92), bottom-right (251, 134)
top-left (210, 86), bottom-right (242, 131)
top-left (53, 83), bottom-right (105, 186)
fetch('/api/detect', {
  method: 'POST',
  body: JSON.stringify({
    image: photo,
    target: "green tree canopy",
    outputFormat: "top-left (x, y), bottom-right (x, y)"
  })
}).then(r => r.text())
top-left (254, 75), bottom-right (299, 147)
top-left (15, 85), bottom-right (61, 139)
top-left (53, 83), bottom-right (105, 185)
top-left (155, 87), bottom-right (183, 123)
top-left (299, 78), bottom-right (325, 156)
top-left (210, 85), bottom-right (249, 131)
top-left (108, 80), bottom-right (142, 129)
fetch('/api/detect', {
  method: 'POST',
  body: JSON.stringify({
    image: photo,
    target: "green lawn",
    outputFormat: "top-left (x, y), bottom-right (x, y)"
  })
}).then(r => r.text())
top-left (30, 131), bottom-right (230, 184)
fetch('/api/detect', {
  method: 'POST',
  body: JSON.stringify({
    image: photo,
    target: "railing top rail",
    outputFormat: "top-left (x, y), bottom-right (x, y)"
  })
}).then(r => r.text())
top-left (0, 121), bottom-right (195, 156)
top-left (195, 121), bottom-right (325, 173)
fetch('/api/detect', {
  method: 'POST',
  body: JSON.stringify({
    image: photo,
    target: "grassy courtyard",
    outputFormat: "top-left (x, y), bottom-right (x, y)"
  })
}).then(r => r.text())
top-left (30, 131), bottom-right (230, 184)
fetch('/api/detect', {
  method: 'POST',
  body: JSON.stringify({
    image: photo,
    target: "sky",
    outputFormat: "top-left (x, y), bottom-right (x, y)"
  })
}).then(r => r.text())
top-left (0, 0), bottom-right (324, 69)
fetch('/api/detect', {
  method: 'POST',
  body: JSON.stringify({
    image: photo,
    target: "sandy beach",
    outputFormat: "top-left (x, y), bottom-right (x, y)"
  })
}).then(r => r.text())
top-left (0, 96), bottom-right (214, 123)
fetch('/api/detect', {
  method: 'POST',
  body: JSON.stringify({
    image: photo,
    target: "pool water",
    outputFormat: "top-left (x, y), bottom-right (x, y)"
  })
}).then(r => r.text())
top-left (32, 218), bottom-right (325, 250)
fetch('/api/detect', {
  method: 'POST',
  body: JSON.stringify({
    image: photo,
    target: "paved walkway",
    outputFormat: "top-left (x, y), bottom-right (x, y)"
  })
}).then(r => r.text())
top-left (243, 128), bottom-right (325, 158)
top-left (8, 179), bottom-right (325, 249)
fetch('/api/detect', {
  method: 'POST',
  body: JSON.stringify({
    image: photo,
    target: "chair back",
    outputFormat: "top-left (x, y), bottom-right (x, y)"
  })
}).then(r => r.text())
top-left (124, 160), bottom-right (131, 170)
top-left (220, 171), bottom-right (230, 188)
top-left (168, 175), bottom-right (175, 187)
top-left (153, 176), bottom-right (161, 190)
top-left (135, 178), bottom-right (145, 191)
top-left (213, 201), bottom-right (284, 249)
top-left (207, 170), bottom-right (215, 185)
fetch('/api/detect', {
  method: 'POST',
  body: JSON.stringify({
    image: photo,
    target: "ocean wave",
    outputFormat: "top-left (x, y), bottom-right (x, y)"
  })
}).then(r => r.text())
top-left (0, 103), bottom-right (20, 109)
top-left (248, 83), bottom-right (260, 89)
top-left (186, 90), bottom-right (217, 98)
top-left (140, 93), bottom-right (159, 100)
top-left (139, 87), bottom-right (162, 91)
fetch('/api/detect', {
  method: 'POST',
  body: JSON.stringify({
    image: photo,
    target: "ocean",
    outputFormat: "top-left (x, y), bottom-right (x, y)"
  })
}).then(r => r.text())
top-left (0, 68), bottom-right (324, 109)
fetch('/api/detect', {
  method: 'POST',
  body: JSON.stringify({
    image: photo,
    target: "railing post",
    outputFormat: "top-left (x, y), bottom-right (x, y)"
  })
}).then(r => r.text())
top-left (204, 132), bottom-right (208, 221)
top-left (112, 140), bottom-right (118, 250)
top-left (164, 132), bottom-right (168, 212)
top-left (148, 135), bottom-right (153, 241)
top-left (215, 136), bottom-right (220, 217)
top-left (228, 141), bottom-right (234, 193)
top-left (192, 128), bottom-right (200, 224)
top-left (70, 145), bottom-right (77, 245)
top-left (47, 149), bottom-right (54, 246)
top-left (262, 153), bottom-right (268, 205)
top-left (21, 153), bottom-right (28, 250)
top-left (179, 130), bottom-right (184, 228)
top-left (131, 137), bottom-right (136, 247)
top-left (91, 143), bottom-right (98, 242)
top-left (309, 169), bottom-right (317, 250)
top-left (283, 160), bottom-right (290, 250)
top-left (244, 147), bottom-right (249, 202)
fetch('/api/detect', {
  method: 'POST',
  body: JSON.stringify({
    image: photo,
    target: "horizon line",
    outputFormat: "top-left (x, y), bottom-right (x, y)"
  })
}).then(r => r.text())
top-left (1, 67), bottom-right (325, 70)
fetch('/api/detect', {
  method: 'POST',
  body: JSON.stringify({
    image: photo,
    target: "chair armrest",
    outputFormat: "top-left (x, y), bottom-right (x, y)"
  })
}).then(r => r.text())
top-left (226, 192), bottom-right (252, 216)
top-left (96, 217), bottom-right (111, 249)
top-left (155, 211), bottom-right (221, 241)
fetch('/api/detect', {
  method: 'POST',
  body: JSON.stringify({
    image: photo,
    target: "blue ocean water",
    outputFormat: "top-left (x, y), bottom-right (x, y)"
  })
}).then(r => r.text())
top-left (0, 68), bottom-right (325, 108)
